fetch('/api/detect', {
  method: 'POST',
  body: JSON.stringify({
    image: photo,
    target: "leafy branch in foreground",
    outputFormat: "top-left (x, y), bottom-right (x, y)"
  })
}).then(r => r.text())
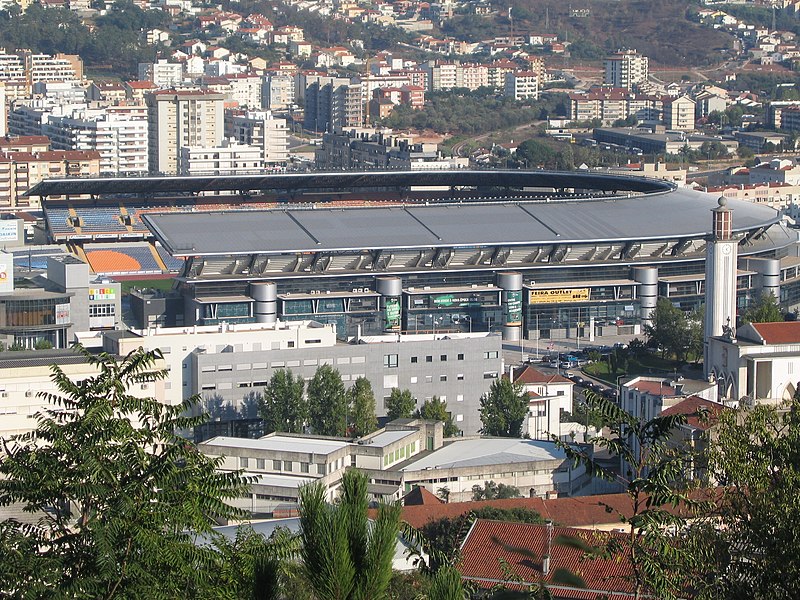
top-left (552, 391), bottom-right (710, 600)
top-left (0, 345), bottom-right (249, 599)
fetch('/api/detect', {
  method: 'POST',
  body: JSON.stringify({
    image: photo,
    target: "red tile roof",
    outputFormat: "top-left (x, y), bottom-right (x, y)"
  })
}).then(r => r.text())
top-left (750, 321), bottom-right (800, 344)
top-left (514, 364), bottom-right (571, 385)
top-left (660, 396), bottom-right (728, 430)
top-left (403, 485), bottom-right (444, 506)
top-left (459, 520), bottom-right (635, 597)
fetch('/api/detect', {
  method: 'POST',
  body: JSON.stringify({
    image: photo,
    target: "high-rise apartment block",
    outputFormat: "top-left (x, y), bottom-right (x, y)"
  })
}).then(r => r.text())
top-left (226, 110), bottom-right (289, 165)
top-left (44, 105), bottom-right (149, 175)
top-left (604, 50), bottom-right (648, 90)
top-left (146, 90), bottom-right (225, 175)
top-left (303, 76), bottom-right (362, 133)
top-left (138, 60), bottom-right (184, 89)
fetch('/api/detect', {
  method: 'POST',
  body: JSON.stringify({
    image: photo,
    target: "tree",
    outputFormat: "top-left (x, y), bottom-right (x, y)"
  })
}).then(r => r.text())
top-left (260, 369), bottom-right (307, 434)
top-left (742, 291), bottom-right (783, 324)
top-left (348, 376), bottom-right (377, 437)
top-left (307, 365), bottom-right (348, 437)
top-left (479, 378), bottom-right (528, 437)
top-left (644, 298), bottom-right (693, 360)
top-left (553, 391), bottom-right (707, 600)
top-left (689, 399), bottom-right (800, 599)
top-left (298, 468), bottom-right (402, 600)
top-left (386, 388), bottom-right (416, 421)
top-left (0, 346), bottom-right (248, 598)
top-left (515, 138), bottom-right (556, 168)
top-left (471, 480), bottom-right (521, 501)
top-left (415, 396), bottom-right (460, 437)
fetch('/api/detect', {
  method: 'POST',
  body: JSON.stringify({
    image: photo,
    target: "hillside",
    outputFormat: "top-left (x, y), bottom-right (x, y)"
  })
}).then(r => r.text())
top-left (507, 0), bottom-right (734, 67)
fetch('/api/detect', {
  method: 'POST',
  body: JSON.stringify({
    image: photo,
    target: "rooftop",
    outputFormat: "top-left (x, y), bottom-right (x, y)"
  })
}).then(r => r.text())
top-left (401, 438), bottom-right (567, 471)
top-left (201, 434), bottom-right (350, 455)
top-left (748, 321), bottom-right (800, 344)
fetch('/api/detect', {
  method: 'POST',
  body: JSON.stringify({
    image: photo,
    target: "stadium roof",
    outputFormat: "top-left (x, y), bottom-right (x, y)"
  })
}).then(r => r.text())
top-left (25, 170), bottom-right (673, 198)
top-left (142, 188), bottom-right (780, 257)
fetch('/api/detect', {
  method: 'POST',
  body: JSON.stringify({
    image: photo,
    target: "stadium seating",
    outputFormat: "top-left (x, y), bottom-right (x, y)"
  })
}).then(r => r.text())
top-left (155, 245), bottom-right (184, 272)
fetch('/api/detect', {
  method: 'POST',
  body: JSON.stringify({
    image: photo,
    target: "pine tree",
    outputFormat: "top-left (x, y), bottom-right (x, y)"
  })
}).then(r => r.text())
top-left (260, 369), bottom-right (307, 434)
top-left (479, 378), bottom-right (528, 437)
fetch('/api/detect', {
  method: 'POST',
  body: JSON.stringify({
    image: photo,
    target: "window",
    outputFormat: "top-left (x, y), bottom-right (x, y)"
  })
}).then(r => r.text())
top-left (426, 355), bottom-right (433, 363)
top-left (239, 457), bottom-right (249, 468)
top-left (440, 375), bottom-right (447, 382)
top-left (301, 462), bottom-right (310, 473)
top-left (425, 375), bottom-right (433, 384)
top-left (457, 373), bottom-right (465, 381)
top-left (283, 461), bottom-right (292, 471)
top-left (483, 371), bottom-right (498, 379)
top-left (557, 390), bottom-right (565, 396)
top-left (484, 351), bottom-right (499, 359)
top-left (410, 376), bottom-right (418, 384)
top-left (457, 353), bottom-right (465, 360)
top-left (440, 354), bottom-right (447, 362)
top-left (383, 354), bottom-right (398, 368)
top-left (273, 460), bottom-right (281, 470)
top-left (456, 414), bottom-right (464, 422)
top-left (457, 394), bottom-right (464, 402)
top-left (256, 458), bottom-right (265, 469)
top-left (411, 356), bottom-right (418, 363)
top-left (218, 365), bottom-right (232, 371)
top-left (317, 463), bottom-right (326, 475)
top-left (384, 374), bottom-right (399, 388)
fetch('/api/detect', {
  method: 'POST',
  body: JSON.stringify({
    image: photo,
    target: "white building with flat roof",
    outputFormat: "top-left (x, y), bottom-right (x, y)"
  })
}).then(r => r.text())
top-left (179, 138), bottom-right (263, 175)
top-left (44, 105), bottom-right (149, 175)
top-left (227, 110), bottom-right (290, 165)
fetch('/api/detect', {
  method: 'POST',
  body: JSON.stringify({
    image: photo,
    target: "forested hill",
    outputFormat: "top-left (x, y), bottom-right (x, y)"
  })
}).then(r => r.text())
top-left (491, 0), bottom-right (734, 67)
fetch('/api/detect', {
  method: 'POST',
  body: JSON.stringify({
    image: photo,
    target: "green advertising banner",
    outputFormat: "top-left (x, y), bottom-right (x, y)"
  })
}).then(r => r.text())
top-left (503, 290), bottom-right (522, 326)
top-left (385, 297), bottom-right (401, 330)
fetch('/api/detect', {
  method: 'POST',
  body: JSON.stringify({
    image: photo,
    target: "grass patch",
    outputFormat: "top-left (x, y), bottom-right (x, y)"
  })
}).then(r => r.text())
top-left (583, 353), bottom-right (689, 384)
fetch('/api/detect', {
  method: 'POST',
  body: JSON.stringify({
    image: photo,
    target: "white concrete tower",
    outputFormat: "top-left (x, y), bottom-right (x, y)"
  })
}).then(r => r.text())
top-left (704, 196), bottom-right (738, 374)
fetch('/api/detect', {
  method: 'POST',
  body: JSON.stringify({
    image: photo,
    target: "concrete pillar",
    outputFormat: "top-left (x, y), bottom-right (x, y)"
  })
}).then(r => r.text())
top-left (250, 281), bottom-right (277, 324)
top-left (376, 276), bottom-right (402, 332)
top-left (497, 271), bottom-right (523, 342)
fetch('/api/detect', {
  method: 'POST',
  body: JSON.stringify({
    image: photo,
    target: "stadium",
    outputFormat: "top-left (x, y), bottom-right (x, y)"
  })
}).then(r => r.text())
top-left (28, 170), bottom-right (799, 342)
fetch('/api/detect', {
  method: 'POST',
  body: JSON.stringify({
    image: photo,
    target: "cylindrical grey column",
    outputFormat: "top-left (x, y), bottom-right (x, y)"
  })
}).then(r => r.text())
top-left (251, 281), bottom-right (277, 324)
top-left (632, 267), bottom-right (658, 325)
top-left (376, 276), bottom-right (402, 332)
top-left (757, 258), bottom-right (780, 299)
top-left (497, 271), bottom-right (523, 342)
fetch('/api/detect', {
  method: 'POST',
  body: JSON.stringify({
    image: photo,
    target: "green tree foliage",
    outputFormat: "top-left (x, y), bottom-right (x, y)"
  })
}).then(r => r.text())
top-left (742, 291), bottom-right (783, 324)
top-left (386, 388), bottom-right (416, 421)
top-left (0, 346), bottom-right (249, 598)
top-left (515, 138), bottom-right (556, 168)
top-left (260, 369), bottom-right (307, 434)
top-left (0, 1), bottom-right (168, 77)
top-left (690, 399), bottom-right (800, 600)
top-left (471, 480), bottom-right (521, 501)
top-left (381, 90), bottom-right (568, 136)
top-left (307, 365), bottom-right (348, 437)
top-left (415, 396), bottom-right (460, 437)
top-left (644, 298), bottom-right (699, 361)
top-left (479, 378), bottom-right (528, 437)
top-left (298, 469), bottom-right (402, 600)
top-left (348, 376), bottom-right (378, 437)
top-left (553, 391), bottom-right (707, 600)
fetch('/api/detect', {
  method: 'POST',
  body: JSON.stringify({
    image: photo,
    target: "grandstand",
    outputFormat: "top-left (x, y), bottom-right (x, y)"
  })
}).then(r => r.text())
top-left (25, 170), bottom-right (800, 341)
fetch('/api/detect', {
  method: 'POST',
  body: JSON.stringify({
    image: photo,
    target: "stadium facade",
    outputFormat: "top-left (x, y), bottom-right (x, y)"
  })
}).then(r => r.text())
top-left (29, 170), bottom-right (800, 342)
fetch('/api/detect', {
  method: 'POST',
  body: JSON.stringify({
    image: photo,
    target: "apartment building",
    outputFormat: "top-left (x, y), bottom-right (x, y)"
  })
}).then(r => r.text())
top-left (460, 63), bottom-right (489, 90)
top-left (138, 59), bottom-right (184, 88)
top-left (223, 73), bottom-right (263, 109)
top-left (569, 88), bottom-right (663, 124)
top-left (662, 95), bottom-right (696, 131)
top-left (422, 61), bottom-right (458, 91)
top-left (504, 71), bottom-right (539, 100)
top-left (226, 110), bottom-right (289, 165)
top-left (303, 76), bottom-right (362, 132)
top-left (0, 149), bottom-right (100, 209)
top-left (179, 139), bottom-right (263, 175)
top-left (261, 74), bottom-right (295, 110)
top-left (44, 105), bottom-right (149, 175)
top-left (146, 89), bottom-right (225, 174)
top-left (604, 50), bottom-right (649, 90)
top-left (0, 49), bottom-right (81, 99)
